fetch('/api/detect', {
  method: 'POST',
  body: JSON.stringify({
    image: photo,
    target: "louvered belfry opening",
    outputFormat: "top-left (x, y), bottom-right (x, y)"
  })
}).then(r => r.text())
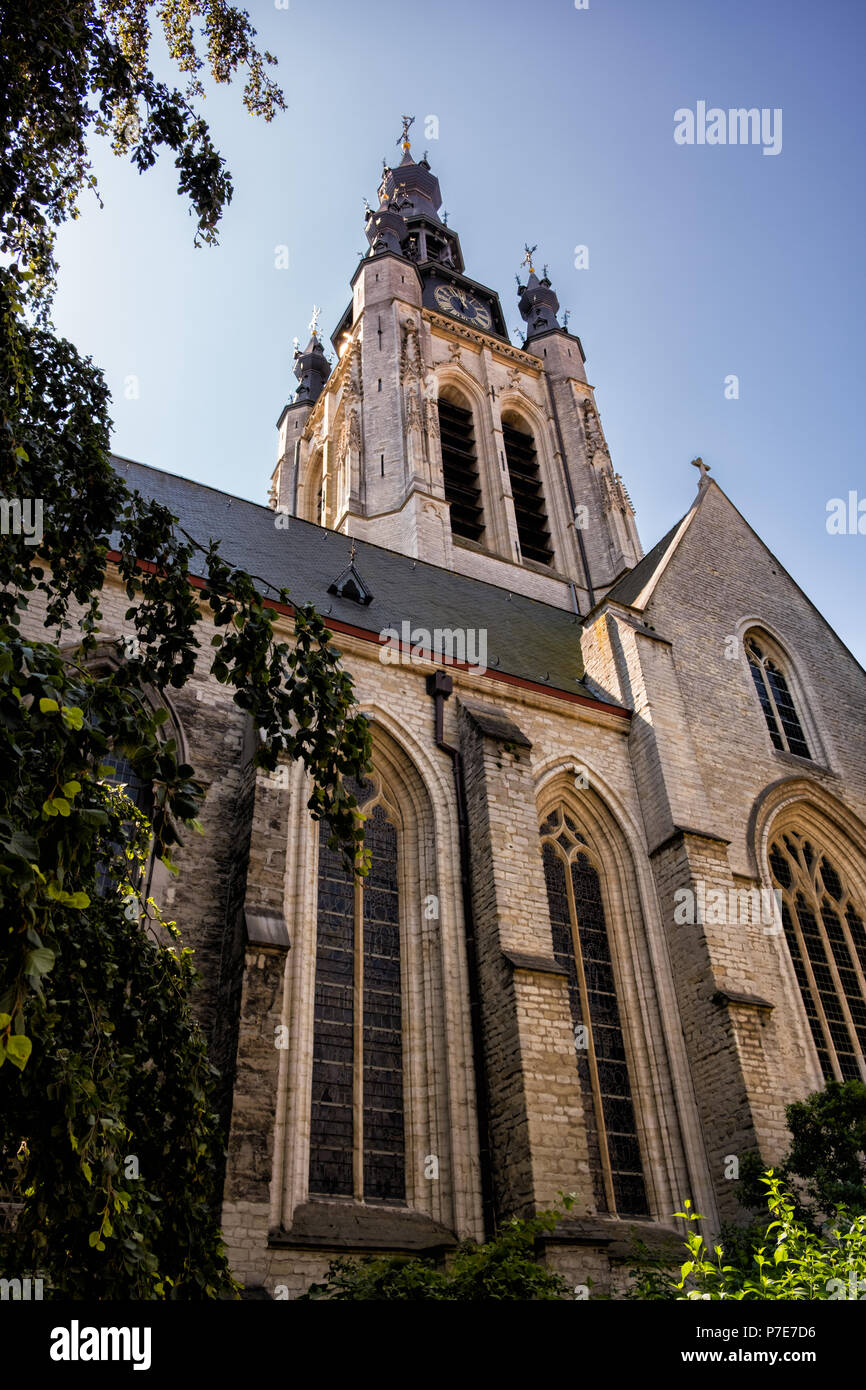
top-left (502, 420), bottom-right (553, 566)
top-left (437, 398), bottom-right (485, 542)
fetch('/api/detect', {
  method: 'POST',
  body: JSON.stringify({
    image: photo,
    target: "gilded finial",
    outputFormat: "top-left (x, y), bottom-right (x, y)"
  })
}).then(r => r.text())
top-left (398, 114), bottom-right (415, 152)
top-left (522, 243), bottom-right (538, 274)
top-left (309, 304), bottom-right (321, 337)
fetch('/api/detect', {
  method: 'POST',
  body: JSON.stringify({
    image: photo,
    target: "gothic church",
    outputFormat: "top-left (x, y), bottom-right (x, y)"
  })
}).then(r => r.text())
top-left (96, 123), bottom-right (866, 1295)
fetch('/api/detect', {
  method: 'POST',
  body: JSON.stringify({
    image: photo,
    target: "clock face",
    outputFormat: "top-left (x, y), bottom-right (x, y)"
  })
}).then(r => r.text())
top-left (433, 281), bottom-right (493, 331)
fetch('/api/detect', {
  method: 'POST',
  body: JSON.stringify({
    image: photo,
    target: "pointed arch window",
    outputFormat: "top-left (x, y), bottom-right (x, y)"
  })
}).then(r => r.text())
top-left (745, 635), bottom-right (810, 759)
top-left (79, 645), bottom-right (179, 905)
top-left (540, 809), bottom-right (649, 1217)
top-left (502, 419), bottom-right (553, 566)
top-left (437, 397), bottom-right (485, 543)
top-left (95, 748), bottom-right (155, 900)
top-left (769, 830), bottom-right (866, 1083)
top-left (309, 776), bottom-right (406, 1202)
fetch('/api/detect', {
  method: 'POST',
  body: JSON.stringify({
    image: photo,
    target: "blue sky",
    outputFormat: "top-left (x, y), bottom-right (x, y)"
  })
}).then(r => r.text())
top-left (52, 0), bottom-right (866, 661)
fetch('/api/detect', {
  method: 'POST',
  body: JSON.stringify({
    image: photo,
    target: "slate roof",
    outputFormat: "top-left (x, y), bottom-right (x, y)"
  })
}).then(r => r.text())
top-left (110, 456), bottom-right (607, 704)
top-left (603, 515), bottom-right (687, 609)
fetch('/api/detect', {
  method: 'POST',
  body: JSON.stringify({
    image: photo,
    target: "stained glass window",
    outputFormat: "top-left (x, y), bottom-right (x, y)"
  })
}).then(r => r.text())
top-left (769, 830), bottom-right (866, 1082)
top-left (745, 637), bottom-right (811, 759)
top-left (309, 780), bottom-right (406, 1203)
top-left (540, 809), bottom-right (649, 1217)
top-left (95, 749), bottom-right (154, 899)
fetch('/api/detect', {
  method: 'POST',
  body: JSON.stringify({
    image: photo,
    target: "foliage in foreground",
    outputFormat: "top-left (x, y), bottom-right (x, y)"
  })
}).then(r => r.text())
top-left (736, 1080), bottom-right (866, 1226)
top-left (0, 1), bottom-right (371, 1298)
top-left (299, 1173), bottom-right (866, 1301)
top-left (629, 1172), bottom-right (866, 1301)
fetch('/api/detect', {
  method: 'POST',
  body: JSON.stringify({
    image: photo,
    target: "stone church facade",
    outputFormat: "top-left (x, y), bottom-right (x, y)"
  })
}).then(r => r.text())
top-left (50, 127), bottom-right (866, 1295)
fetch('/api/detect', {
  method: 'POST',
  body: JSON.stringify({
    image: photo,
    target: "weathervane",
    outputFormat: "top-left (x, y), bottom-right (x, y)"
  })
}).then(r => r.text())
top-left (522, 243), bottom-right (538, 274)
top-left (542, 263), bottom-right (548, 279)
top-left (398, 114), bottom-right (415, 151)
top-left (309, 305), bottom-right (321, 336)
top-left (562, 309), bottom-right (571, 330)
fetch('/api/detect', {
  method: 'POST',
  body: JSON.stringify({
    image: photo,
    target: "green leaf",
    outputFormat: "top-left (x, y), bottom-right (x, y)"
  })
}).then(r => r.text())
top-left (6, 1035), bottom-right (32, 1070)
top-left (62, 780), bottom-right (82, 798)
top-left (24, 947), bottom-right (55, 975)
top-left (61, 705), bottom-right (84, 730)
top-left (39, 697), bottom-right (59, 713)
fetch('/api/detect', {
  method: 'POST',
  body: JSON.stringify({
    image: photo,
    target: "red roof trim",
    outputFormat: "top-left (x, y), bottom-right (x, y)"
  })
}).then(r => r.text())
top-left (105, 550), bottom-right (631, 721)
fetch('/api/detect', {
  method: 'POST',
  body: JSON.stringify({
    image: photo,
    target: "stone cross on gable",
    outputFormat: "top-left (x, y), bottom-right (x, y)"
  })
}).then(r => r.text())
top-left (691, 456), bottom-right (711, 485)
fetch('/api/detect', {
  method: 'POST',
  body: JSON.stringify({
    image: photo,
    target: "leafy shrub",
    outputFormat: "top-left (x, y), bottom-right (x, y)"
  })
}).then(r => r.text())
top-left (300, 1209), bottom-right (573, 1301)
top-left (630, 1172), bottom-right (866, 1300)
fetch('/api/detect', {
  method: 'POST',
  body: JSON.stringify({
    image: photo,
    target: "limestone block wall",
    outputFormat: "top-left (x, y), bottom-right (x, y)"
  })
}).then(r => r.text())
top-left (457, 702), bottom-right (592, 1219)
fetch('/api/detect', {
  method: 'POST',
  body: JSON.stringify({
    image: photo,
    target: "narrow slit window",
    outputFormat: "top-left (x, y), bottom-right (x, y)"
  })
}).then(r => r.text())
top-left (502, 421), bottom-right (553, 566)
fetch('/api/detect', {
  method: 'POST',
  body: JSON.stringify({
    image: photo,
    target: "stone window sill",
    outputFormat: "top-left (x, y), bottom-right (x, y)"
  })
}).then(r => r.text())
top-left (771, 748), bottom-right (837, 778)
top-left (269, 1201), bottom-right (458, 1253)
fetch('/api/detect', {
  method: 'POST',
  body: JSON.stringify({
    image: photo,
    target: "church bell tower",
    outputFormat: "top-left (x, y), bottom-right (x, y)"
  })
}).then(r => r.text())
top-left (270, 118), bottom-right (642, 614)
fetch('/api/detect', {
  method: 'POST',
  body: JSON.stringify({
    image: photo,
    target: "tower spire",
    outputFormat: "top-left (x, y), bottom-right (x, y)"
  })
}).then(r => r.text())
top-left (517, 248), bottom-right (563, 341)
top-left (364, 118), bottom-right (458, 263)
top-left (291, 306), bottom-right (330, 405)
